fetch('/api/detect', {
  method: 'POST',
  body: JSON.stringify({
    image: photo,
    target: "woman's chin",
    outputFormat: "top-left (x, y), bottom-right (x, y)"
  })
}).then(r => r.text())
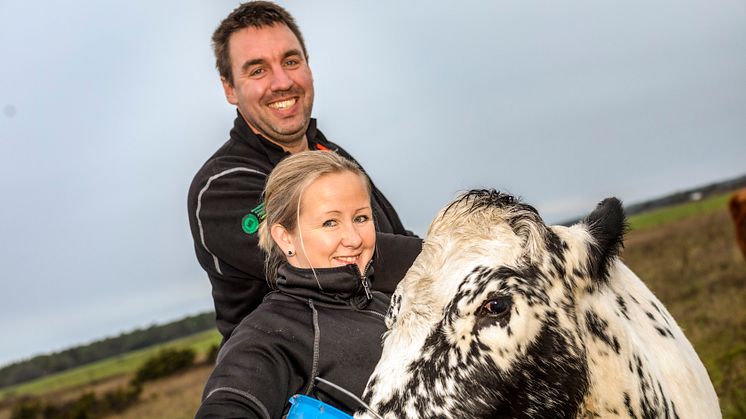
top-left (331, 261), bottom-right (357, 269)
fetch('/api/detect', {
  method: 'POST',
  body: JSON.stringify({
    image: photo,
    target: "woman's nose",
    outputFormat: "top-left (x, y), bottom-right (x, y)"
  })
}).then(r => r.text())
top-left (341, 224), bottom-right (363, 248)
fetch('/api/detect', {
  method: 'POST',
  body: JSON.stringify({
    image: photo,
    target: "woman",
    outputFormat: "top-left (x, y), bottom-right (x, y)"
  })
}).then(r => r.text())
top-left (196, 151), bottom-right (393, 419)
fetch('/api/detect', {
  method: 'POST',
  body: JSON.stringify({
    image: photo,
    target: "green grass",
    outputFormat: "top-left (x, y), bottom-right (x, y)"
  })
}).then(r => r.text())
top-left (627, 192), bottom-right (732, 230)
top-left (0, 329), bottom-right (220, 401)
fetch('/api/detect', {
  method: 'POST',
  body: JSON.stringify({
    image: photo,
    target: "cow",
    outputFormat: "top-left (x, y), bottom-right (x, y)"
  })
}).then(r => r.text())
top-left (729, 188), bottom-right (746, 261)
top-left (357, 190), bottom-right (720, 419)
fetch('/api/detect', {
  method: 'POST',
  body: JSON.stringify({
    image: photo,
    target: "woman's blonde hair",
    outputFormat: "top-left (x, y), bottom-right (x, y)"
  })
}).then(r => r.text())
top-left (258, 150), bottom-right (371, 286)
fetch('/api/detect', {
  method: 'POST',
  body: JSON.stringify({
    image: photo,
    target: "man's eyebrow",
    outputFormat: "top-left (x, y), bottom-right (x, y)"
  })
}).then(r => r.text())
top-left (283, 49), bottom-right (303, 59)
top-left (239, 49), bottom-right (304, 75)
top-left (240, 58), bottom-right (265, 75)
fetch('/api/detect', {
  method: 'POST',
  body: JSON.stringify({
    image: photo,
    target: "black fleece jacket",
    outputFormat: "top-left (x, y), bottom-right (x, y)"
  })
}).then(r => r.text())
top-left (187, 112), bottom-right (421, 340)
top-left (196, 263), bottom-right (389, 419)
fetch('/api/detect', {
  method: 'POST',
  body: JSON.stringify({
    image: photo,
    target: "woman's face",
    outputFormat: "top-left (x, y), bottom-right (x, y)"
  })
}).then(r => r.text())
top-left (287, 171), bottom-right (376, 274)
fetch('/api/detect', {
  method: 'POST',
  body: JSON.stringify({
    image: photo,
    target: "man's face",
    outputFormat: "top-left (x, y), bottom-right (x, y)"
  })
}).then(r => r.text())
top-left (222, 24), bottom-right (314, 147)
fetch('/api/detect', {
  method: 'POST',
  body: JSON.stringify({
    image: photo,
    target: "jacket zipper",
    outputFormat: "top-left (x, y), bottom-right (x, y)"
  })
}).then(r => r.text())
top-left (359, 260), bottom-right (373, 301)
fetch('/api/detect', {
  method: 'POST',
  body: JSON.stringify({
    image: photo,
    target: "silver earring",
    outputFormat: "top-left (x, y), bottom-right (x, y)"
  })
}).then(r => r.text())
top-left (287, 250), bottom-right (294, 256)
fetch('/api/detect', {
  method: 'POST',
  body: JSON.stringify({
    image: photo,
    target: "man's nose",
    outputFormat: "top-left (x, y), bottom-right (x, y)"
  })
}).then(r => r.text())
top-left (270, 67), bottom-right (293, 92)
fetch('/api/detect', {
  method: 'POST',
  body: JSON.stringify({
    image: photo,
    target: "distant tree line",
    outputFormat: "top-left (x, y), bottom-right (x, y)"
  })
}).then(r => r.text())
top-left (624, 174), bottom-right (746, 217)
top-left (559, 174), bottom-right (746, 226)
top-left (0, 312), bottom-right (215, 389)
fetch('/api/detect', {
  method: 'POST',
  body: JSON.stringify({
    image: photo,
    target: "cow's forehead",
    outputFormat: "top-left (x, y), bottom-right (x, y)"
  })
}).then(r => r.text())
top-left (398, 206), bottom-right (602, 322)
top-left (400, 217), bottom-right (528, 315)
top-left (428, 195), bottom-right (516, 236)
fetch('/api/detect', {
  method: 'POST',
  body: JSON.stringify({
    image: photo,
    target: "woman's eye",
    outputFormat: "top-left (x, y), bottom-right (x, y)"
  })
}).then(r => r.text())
top-left (354, 215), bottom-right (370, 223)
top-left (322, 219), bottom-right (338, 228)
top-left (481, 298), bottom-right (511, 316)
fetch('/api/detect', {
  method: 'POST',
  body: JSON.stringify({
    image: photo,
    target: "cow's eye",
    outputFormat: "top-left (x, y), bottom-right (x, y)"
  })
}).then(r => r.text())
top-left (481, 297), bottom-right (511, 317)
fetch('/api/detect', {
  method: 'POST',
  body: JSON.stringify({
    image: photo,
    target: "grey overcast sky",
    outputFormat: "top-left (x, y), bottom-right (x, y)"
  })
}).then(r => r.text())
top-left (1, 1), bottom-right (744, 366)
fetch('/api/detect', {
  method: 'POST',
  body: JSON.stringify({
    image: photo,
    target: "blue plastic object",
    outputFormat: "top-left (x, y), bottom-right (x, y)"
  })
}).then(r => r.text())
top-left (286, 394), bottom-right (353, 419)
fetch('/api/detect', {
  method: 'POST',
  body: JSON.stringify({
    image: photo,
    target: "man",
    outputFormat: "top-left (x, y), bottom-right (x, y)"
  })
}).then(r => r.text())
top-left (188, 1), bottom-right (420, 341)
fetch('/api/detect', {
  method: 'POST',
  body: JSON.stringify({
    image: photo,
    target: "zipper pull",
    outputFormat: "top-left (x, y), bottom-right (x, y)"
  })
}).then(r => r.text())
top-left (361, 277), bottom-right (372, 300)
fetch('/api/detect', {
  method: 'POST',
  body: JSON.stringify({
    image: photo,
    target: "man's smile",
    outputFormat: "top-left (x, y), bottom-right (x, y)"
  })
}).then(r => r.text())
top-left (267, 97), bottom-right (297, 110)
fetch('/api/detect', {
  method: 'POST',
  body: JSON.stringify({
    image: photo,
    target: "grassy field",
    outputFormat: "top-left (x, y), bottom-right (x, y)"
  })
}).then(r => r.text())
top-left (0, 329), bottom-right (220, 401)
top-left (627, 192), bottom-right (733, 230)
top-left (111, 364), bottom-right (213, 419)
top-left (1, 192), bottom-right (743, 418)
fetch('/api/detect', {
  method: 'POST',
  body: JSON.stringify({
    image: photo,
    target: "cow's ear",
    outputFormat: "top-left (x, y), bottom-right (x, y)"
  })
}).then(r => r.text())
top-left (582, 198), bottom-right (627, 281)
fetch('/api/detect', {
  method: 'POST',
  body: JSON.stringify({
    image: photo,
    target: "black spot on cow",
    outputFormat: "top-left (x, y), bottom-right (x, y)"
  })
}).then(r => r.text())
top-left (624, 392), bottom-right (638, 419)
top-left (616, 294), bottom-right (630, 320)
top-left (651, 300), bottom-right (673, 327)
top-left (585, 311), bottom-right (621, 354)
top-left (656, 326), bottom-right (675, 338)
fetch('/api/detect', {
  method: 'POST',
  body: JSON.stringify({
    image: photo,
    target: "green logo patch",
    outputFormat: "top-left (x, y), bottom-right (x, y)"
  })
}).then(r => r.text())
top-left (241, 202), bottom-right (266, 235)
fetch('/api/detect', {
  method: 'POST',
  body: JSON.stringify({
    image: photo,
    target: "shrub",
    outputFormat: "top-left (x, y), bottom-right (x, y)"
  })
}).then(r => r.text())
top-left (64, 392), bottom-right (97, 419)
top-left (102, 383), bottom-right (142, 412)
top-left (10, 399), bottom-right (43, 419)
top-left (132, 348), bottom-right (195, 385)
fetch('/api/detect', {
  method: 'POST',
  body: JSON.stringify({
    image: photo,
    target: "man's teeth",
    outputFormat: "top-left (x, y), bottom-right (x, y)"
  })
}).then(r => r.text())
top-left (268, 98), bottom-right (296, 110)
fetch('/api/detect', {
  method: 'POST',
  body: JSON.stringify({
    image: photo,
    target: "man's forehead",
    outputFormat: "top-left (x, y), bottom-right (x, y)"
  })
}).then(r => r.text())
top-left (228, 23), bottom-right (303, 62)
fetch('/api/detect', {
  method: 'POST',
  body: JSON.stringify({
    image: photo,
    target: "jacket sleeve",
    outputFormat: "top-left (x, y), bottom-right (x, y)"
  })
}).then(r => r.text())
top-left (196, 315), bottom-right (300, 419)
top-left (188, 165), bottom-right (271, 339)
top-left (371, 232), bottom-right (423, 294)
top-left (196, 391), bottom-right (265, 419)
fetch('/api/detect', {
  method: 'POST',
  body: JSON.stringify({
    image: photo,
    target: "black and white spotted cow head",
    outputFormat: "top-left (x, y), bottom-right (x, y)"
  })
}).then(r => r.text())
top-left (357, 190), bottom-right (719, 419)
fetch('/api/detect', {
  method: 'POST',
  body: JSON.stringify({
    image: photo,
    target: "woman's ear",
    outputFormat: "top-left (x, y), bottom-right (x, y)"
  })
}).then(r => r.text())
top-left (270, 223), bottom-right (293, 253)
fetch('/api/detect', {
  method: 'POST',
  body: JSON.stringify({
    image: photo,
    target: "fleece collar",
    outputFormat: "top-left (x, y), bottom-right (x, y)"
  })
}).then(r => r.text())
top-left (275, 262), bottom-right (374, 309)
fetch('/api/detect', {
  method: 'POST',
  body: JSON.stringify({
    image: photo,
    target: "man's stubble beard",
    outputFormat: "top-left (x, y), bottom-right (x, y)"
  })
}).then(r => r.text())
top-left (245, 88), bottom-right (314, 147)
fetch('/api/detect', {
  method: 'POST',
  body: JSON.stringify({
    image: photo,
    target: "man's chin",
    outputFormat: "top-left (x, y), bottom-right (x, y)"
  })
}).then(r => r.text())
top-left (241, 113), bottom-right (308, 144)
top-left (266, 121), bottom-right (310, 144)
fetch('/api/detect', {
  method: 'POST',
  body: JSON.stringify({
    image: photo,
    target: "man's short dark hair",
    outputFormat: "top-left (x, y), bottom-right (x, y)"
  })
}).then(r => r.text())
top-left (212, 1), bottom-right (308, 87)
